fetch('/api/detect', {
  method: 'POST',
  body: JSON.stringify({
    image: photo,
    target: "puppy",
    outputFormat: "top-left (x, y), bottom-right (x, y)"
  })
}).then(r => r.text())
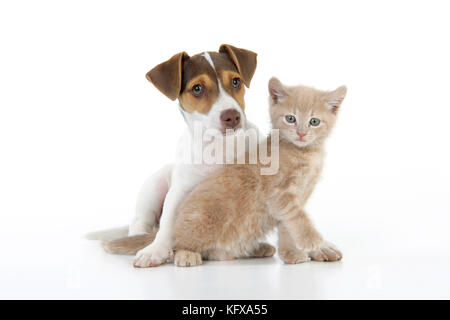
top-left (87, 45), bottom-right (260, 267)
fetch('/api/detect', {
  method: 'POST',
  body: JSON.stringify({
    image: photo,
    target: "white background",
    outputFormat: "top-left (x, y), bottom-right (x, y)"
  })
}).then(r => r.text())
top-left (1, 0), bottom-right (450, 299)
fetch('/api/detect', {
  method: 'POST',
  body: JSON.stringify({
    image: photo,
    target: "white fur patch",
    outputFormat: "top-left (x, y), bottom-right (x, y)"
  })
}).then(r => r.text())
top-left (202, 52), bottom-right (215, 70)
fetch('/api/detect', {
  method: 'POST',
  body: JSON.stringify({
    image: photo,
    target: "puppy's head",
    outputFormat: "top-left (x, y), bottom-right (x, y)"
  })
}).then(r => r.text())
top-left (146, 44), bottom-right (257, 134)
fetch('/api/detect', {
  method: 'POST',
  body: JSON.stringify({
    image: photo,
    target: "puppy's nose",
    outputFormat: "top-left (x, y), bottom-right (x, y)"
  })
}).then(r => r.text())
top-left (220, 109), bottom-right (241, 129)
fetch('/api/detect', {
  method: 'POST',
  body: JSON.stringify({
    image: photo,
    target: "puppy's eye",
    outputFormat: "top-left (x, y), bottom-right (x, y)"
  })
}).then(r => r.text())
top-left (232, 78), bottom-right (241, 88)
top-left (285, 115), bottom-right (296, 124)
top-left (192, 84), bottom-right (203, 96)
top-left (310, 118), bottom-right (321, 126)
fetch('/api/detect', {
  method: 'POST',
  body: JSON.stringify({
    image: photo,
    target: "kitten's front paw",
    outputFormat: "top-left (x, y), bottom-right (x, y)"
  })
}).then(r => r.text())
top-left (278, 249), bottom-right (310, 264)
top-left (133, 243), bottom-right (171, 268)
top-left (174, 250), bottom-right (202, 267)
top-left (297, 231), bottom-right (323, 251)
top-left (309, 241), bottom-right (343, 262)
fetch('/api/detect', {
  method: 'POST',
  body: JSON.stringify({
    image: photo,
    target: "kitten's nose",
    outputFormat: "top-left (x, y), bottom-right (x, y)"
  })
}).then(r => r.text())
top-left (220, 109), bottom-right (241, 130)
top-left (298, 131), bottom-right (306, 141)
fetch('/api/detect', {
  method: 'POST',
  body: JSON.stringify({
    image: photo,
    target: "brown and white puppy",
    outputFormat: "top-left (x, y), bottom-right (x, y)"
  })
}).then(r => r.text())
top-left (87, 45), bottom-right (260, 268)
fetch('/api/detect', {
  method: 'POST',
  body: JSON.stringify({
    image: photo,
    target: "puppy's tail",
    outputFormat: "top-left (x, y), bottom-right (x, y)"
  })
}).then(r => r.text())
top-left (84, 226), bottom-right (129, 241)
top-left (101, 229), bottom-right (158, 255)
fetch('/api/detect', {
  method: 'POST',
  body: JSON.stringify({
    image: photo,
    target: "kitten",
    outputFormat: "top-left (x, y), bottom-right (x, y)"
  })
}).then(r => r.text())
top-left (171, 77), bottom-right (346, 266)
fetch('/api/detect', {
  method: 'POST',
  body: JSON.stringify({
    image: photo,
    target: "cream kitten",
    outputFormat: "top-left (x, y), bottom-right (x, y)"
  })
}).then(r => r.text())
top-left (170, 77), bottom-right (346, 266)
top-left (102, 77), bottom-right (346, 266)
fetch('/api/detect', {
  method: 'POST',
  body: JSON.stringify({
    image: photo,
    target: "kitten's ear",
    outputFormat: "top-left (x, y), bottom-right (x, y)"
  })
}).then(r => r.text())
top-left (325, 85), bottom-right (347, 113)
top-left (268, 77), bottom-right (287, 104)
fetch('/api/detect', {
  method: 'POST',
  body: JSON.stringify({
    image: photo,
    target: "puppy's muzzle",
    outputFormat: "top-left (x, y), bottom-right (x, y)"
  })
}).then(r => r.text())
top-left (220, 109), bottom-right (241, 131)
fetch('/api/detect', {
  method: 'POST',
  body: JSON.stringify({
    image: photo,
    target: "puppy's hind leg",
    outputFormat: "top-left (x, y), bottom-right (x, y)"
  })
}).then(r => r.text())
top-left (130, 164), bottom-right (173, 236)
top-left (133, 185), bottom-right (191, 268)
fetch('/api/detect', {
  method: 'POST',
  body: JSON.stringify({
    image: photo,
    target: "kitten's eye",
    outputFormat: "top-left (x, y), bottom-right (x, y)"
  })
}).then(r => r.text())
top-left (232, 78), bottom-right (241, 88)
top-left (285, 115), bottom-right (296, 124)
top-left (192, 84), bottom-right (203, 96)
top-left (310, 118), bottom-right (321, 126)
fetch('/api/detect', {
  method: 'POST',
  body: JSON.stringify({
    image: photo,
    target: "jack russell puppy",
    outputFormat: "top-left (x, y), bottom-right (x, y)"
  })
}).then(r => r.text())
top-left (87, 44), bottom-right (260, 267)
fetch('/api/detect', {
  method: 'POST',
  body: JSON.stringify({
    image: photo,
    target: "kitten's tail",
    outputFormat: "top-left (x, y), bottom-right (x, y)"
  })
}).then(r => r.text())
top-left (84, 226), bottom-right (129, 241)
top-left (101, 230), bottom-right (158, 255)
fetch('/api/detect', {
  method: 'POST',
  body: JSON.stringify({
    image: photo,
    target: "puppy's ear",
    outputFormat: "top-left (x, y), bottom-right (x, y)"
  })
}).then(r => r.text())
top-left (219, 44), bottom-right (257, 88)
top-left (146, 52), bottom-right (190, 101)
top-left (325, 85), bottom-right (347, 113)
top-left (268, 77), bottom-right (286, 104)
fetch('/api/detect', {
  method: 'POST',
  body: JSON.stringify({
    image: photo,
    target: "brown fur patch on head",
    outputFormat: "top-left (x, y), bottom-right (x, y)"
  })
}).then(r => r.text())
top-left (150, 46), bottom-right (257, 115)
top-left (177, 54), bottom-right (218, 114)
top-left (178, 51), bottom-right (248, 114)
top-left (208, 52), bottom-right (247, 111)
top-left (179, 73), bottom-right (219, 114)
top-left (219, 44), bottom-right (257, 88)
top-left (218, 70), bottom-right (246, 111)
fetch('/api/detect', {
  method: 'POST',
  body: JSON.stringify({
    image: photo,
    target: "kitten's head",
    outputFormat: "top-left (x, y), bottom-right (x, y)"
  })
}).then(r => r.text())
top-left (268, 77), bottom-right (346, 148)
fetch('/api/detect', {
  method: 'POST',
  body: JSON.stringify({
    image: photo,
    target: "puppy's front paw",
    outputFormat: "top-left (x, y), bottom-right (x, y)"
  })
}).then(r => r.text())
top-left (309, 241), bottom-right (343, 262)
top-left (133, 243), bottom-right (171, 268)
top-left (278, 249), bottom-right (310, 264)
top-left (297, 230), bottom-right (323, 252)
top-left (174, 250), bottom-right (202, 267)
